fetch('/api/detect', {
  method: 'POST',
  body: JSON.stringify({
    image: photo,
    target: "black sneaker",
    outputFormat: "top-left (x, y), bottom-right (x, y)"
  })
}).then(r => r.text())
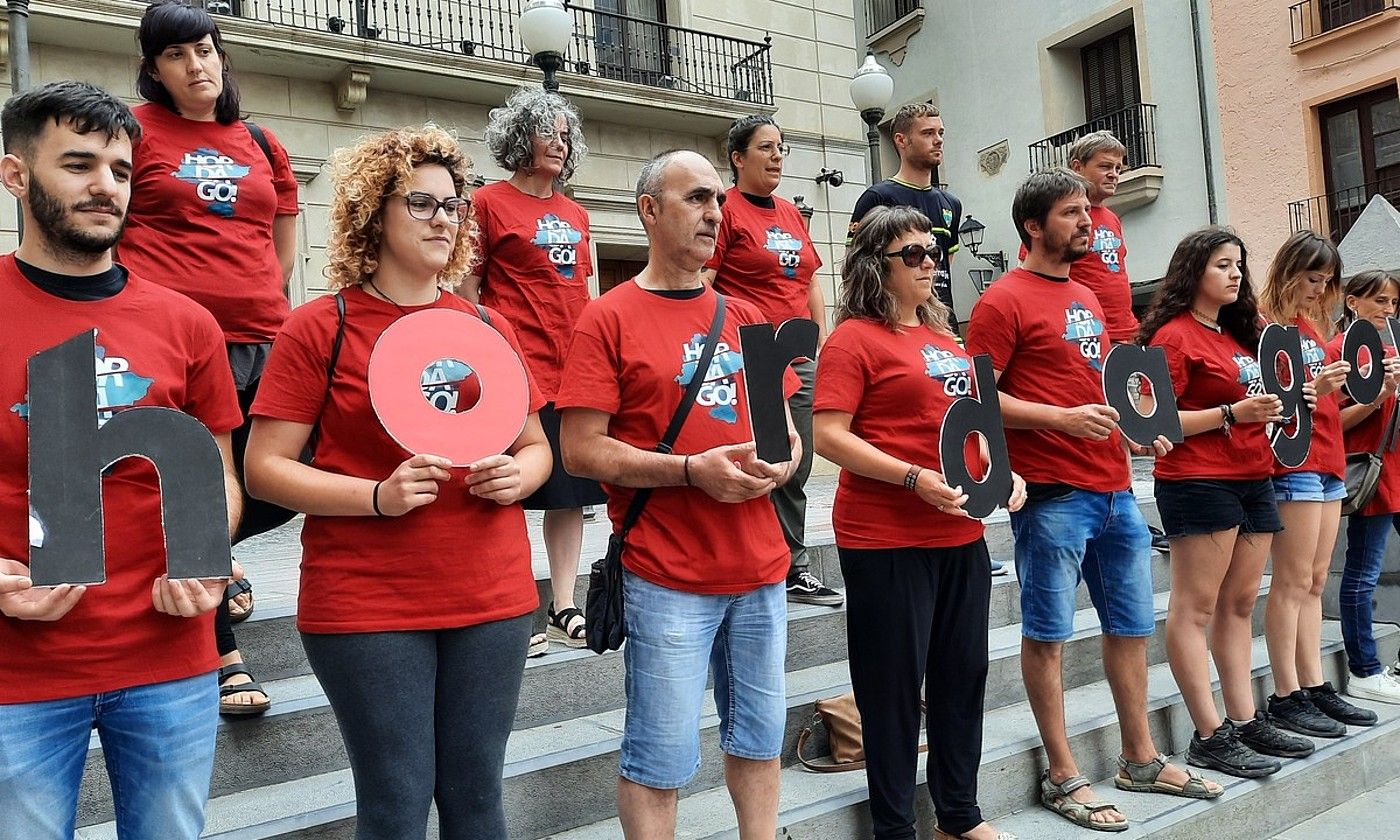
top-left (786, 570), bottom-right (844, 606)
top-left (1149, 524), bottom-right (1171, 553)
top-left (1307, 681), bottom-right (1378, 727)
top-left (1267, 690), bottom-right (1346, 738)
top-left (1187, 720), bottom-right (1280, 778)
top-left (1237, 710), bottom-right (1316, 757)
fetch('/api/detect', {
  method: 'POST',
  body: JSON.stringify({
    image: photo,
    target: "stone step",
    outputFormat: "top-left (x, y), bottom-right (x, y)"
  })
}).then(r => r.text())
top-left (551, 623), bottom-right (1400, 839)
top-left (75, 581), bottom-right (1250, 839)
top-left (230, 534), bottom-right (1169, 685)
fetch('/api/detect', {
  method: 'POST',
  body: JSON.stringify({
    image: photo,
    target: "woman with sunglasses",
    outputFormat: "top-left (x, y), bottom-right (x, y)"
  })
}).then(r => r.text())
top-left (1328, 270), bottom-right (1400, 704)
top-left (1258, 232), bottom-right (1378, 734)
top-left (462, 86), bottom-right (603, 656)
top-left (815, 206), bottom-right (1024, 840)
top-left (702, 114), bottom-right (839, 607)
top-left (119, 0), bottom-right (301, 718)
top-left (244, 125), bottom-right (550, 839)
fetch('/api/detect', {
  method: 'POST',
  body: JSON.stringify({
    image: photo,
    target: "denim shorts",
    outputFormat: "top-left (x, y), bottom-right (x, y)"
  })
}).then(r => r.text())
top-left (1008, 489), bottom-right (1156, 643)
top-left (1272, 470), bottom-right (1347, 503)
top-left (620, 572), bottom-right (787, 789)
top-left (1154, 478), bottom-right (1283, 538)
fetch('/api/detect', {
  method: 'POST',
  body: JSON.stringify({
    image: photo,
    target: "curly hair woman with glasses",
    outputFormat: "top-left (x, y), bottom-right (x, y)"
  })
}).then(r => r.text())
top-left (244, 125), bottom-right (550, 840)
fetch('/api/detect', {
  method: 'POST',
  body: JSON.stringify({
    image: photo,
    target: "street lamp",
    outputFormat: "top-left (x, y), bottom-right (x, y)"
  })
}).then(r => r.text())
top-left (519, 0), bottom-right (572, 93)
top-left (848, 52), bottom-right (892, 182)
top-left (958, 214), bottom-right (1008, 274)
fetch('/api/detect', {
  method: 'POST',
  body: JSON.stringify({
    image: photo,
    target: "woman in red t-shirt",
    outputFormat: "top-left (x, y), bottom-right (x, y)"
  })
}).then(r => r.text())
top-left (702, 114), bottom-right (839, 605)
top-left (1139, 227), bottom-right (1313, 778)
top-left (1258, 233), bottom-right (1377, 732)
top-left (244, 126), bottom-right (550, 839)
top-left (120, 0), bottom-right (301, 718)
top-left (815, 206), bottom-right (1024, 840)
top-left (462, 86), bottom-right (604, 655)
top-left (1331, 270), bottom-right (1400, 704)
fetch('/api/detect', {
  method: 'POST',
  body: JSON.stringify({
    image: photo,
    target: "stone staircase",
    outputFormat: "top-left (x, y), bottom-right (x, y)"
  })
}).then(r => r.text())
top-left (72, 485), bottom-right (1400, 839)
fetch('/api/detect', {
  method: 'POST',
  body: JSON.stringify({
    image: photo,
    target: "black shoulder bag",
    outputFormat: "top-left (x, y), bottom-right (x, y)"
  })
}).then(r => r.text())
top-left (585, 294), bottom-right (727, 654)
top-left (1343, 396), bottom-right (1400, 516)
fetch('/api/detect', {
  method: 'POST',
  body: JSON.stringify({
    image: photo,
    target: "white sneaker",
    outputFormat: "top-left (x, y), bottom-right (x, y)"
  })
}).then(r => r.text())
top-left (1345, 671), bottom-right (1400, 704)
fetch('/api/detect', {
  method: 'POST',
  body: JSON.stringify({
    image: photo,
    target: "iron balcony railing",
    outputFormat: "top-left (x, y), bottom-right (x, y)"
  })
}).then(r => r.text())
top-left (1287, 177), bottom-right (1400, 242)
top-left (1289, 0), bottom-right (1398, 43)
top-left (1028, 103), bottom-right (1158, 173)
top-left (201, 1), bottom-right (773, 105)
top-left (866, 0), bottom-right (922, 35)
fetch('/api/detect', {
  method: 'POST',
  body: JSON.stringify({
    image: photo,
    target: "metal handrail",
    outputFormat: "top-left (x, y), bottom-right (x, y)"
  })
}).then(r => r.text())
top-left (1287, 178), bottom-right (1400, 242)
top-left (1289, 0), bottom-right (1398, 44)
top-left (1028, 103), bottom-right (1159, 173)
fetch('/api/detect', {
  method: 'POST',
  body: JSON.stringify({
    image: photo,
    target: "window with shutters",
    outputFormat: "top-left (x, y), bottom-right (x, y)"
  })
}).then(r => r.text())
top-left (1080, 28), bottom-right (1140, 121)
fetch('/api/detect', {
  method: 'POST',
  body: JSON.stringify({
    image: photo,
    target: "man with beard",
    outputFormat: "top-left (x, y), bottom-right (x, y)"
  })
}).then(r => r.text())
top-left (965, 169), bottom-right (1213, 832)
top-left (847, 102), bottom-right (963, 330)
top-left (0, 81), bottom-right (242, 839)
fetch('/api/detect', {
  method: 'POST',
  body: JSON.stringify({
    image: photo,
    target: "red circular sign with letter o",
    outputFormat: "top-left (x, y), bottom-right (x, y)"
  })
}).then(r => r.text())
top-left (367, 308), bottom-right (529, 466)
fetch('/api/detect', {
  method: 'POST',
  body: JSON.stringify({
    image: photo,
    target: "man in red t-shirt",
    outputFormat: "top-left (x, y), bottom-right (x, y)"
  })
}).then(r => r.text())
top-left (966, 169), bottom-right (1207, 831)
top-left (558, 150), bottom-right (799, 836)
top-left (0, 82), bottom-right (241, 839)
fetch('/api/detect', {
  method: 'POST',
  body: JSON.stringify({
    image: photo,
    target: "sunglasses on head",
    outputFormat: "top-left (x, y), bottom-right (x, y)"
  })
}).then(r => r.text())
top-left (883, 243), bottom-right (940, 268)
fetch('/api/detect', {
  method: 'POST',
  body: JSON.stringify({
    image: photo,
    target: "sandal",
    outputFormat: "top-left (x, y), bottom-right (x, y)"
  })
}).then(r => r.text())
top-left (1115, 753), bottom-right (1223, 799)
top-left (218, 663), bottom-right (270, 717)
top-left (224, 577), bottom-right (254, 624)
top-left (934, 825), bottom-right (1017, 840)
top-left (528, 632), bottom-right (550, 658)
top-left (546, 603), bottom-right (587, 649)
top-left (1039, 770), bottom-right (1128, 832)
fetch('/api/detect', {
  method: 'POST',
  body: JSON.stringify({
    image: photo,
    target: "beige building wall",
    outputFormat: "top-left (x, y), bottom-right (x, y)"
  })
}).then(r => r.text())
top-left (1210, 0), bottom-right (1400, 259)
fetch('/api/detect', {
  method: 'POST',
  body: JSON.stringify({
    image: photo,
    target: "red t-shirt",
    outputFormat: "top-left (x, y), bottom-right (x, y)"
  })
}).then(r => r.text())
top-left (249, 286), bottom-right (545, 633)
top-left (118, 103), bottom-right (300, 344)
top-left (1328, 332), bottom-right (1400, 515)
top-left (1016, 206), bottom-right (1136, 343)
top-left (965, 268), bottom-right (1130, 492)
top-left (815, 318), bottom-right (985, 549)
top-left (555, 282), bottom-right (797, 594)
top-left (0, 255), bottom-right (242, 703)
top-left (1275, 318), bottom-right (1345, 479)
top-left (473, 181), bottom-right (593, 401)
top-left (704, 188), bottom-right (821, 325)
top-left (1150, 312), bottom-right (1273, 480)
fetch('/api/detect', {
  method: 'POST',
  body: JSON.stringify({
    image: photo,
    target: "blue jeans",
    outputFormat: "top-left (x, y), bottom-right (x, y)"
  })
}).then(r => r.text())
top-left (1009, 489), bottom-right (1156, 642)
top-left (620, 573), bottom-right (787, 789)
top-left (1341, 512), bottom-right (1400, 677)
top-left (0, 672), bottom-right (218, 840)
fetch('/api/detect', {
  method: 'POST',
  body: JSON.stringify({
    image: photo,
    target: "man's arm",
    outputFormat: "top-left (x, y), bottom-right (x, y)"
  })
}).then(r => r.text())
top-left (991, 368), bottom-right (1118, 439)
top-left (217, 433), bottom-right (242, 540)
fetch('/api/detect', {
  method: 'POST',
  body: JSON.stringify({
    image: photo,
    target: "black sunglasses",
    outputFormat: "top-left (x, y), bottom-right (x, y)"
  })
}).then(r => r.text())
top-left (883, 243), bottom-right (940, 268)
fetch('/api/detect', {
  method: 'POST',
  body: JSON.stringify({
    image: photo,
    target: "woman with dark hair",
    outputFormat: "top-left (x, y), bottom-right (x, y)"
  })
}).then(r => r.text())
top-left (118, 0), bottom-right (301, 717)
top-left (245, 125), bottom-right (550, 840)
top-left (1258, 232), bottom-right (1378, 733)
top-left (1140, 227), bottom-right (1314, 778)
top-left (814, 205), bottom-right (1024, 840)
top-left (1329, 270), bottom-right (1400, 704)
top-left (702, 114), bottom-right (840, 606)
top-left (462, 85), bottom-right (602, 656)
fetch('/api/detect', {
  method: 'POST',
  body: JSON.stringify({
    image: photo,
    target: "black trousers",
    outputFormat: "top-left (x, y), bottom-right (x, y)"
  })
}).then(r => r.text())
top-left (302, 614), bottom-right (532, 840)
top-left (840, 540), bottom-right (992, 839)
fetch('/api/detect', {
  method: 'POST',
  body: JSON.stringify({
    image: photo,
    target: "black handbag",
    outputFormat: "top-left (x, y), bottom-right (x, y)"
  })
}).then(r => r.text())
top-left (1343, 395), bottom-right (1400, 516)
top-left (585, 295), bottom-right (727, 654)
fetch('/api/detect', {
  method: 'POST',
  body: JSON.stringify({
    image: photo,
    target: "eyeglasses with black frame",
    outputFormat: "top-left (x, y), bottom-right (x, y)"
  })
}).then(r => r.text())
top-left (883, 242), bottom-right (940, 268)
top-left (402, 192), bottom-right (471, 224)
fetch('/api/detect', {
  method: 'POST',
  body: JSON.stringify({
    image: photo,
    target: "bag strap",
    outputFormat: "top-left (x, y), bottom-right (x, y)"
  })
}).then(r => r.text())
top-left (244, 121), bottom-right (276, 170)
top-left (795, 724), bottom-right (928, 773)
top-left (307, 292), bottom-right (347, 451)
top-left (617, 294), bottom-right (727, 539)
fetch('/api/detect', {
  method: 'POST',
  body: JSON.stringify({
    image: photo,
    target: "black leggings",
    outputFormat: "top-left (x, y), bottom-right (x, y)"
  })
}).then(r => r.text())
top-left (840, 540), bottom-right (992, 839)
top-left (301, 614), bottom-right (531, 840)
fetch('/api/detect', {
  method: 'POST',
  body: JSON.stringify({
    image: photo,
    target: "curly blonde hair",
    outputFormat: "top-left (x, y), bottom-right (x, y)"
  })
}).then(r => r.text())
top-left (324, 124), bottom-right (478, 290)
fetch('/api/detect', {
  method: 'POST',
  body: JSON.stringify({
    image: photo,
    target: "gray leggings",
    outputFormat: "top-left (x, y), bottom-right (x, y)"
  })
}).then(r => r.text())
top-left (301, 614), bottom-right (531, 840)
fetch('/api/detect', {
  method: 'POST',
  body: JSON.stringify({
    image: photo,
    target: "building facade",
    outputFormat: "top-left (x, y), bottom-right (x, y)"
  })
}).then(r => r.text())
top-left (2, 0), bottom-right (870, 327)
top-left (1211, 0), bottom-right (1400, 254)
top-left (854, 0), bottom-right (1228, 323)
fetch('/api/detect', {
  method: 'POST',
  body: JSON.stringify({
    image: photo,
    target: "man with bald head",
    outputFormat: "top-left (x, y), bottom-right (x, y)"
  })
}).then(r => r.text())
top-left (559, 149), bottom-right (800, 837)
